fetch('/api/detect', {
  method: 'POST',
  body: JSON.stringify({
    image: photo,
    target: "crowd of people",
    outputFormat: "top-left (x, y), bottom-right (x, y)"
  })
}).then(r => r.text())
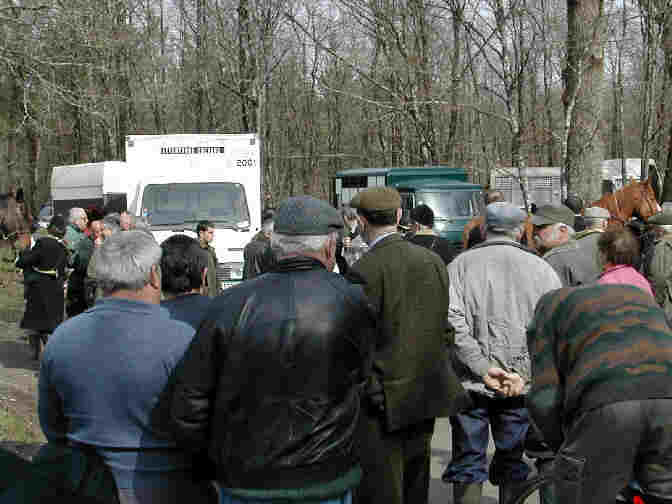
top-left (5, 187), bottom-right (672, 504)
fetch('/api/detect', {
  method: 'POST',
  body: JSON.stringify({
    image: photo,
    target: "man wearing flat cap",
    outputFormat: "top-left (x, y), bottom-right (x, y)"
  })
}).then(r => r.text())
top-left (443, 202), bottom-right (561, 504)
top-left (170, 196), bottom-right (375, 504)
top-left (646, 206), bottom-right (672, 318)
top-left (347, 187), bottom-right (469, 504)
top-left (532, 204), bottom-right (598, 286)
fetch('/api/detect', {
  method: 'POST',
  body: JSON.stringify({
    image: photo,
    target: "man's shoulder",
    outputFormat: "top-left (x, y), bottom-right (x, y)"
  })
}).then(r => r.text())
top-left (244, 238), bottom-right (268, 254)
top-left (543, 240), bottom-right (579, 259)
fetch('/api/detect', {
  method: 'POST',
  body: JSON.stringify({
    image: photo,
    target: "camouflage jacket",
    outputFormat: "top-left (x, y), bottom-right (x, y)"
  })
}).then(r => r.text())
top-left (527, 284), bottom-right (672, 450)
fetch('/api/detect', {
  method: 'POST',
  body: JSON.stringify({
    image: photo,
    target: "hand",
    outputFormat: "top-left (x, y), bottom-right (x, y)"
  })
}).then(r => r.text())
top-left (483, 367), bottom-right (525, 397)
top-left (483, 367), bottom-right (509, 393)
top-left (501, 373), bottom-right (525, 397)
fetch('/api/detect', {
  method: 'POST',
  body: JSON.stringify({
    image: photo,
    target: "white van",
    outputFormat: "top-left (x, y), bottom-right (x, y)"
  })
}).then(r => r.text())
top-left (125, 134), bottom-right (261, 290)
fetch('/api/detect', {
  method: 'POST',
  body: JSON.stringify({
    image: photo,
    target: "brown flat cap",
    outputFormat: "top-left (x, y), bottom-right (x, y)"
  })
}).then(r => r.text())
top-left (350, 187), bottom-right (401, 211)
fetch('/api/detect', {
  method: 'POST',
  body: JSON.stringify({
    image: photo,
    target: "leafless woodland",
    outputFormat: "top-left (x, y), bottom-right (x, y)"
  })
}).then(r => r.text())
top-left (0, 0), bottom-right (671, 210)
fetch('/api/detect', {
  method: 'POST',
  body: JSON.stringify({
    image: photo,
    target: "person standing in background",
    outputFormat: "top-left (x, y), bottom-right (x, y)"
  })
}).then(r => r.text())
top-left (242, 209), bottom-right (276, 280)
top-left (348, 187), bottom-right (469, 504)
top-left (16, 215), bottom-right (69, 360)
top-left (405, 204), bottom-right (459, 265)
top-left (197, 220), bottom-right (220, 297)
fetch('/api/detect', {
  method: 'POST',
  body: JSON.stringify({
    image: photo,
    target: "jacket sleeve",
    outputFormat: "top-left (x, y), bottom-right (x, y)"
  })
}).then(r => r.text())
top-left (448, 262), bottom-right (490, 378)
top-left (170, 318), bottom-right (223, 451)
top-left (526, 293), bottom-right (565, 451)
top-left (651, 242), bottom-right (672, 307)
top-left (38, 346), bottom-right (68, 442)
top-left (15, 239), bottom-right (44, 270)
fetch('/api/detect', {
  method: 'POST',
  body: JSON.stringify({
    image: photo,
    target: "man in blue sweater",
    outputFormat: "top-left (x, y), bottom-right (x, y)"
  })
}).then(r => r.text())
top-left (38, 230), bottom-right (212, 504)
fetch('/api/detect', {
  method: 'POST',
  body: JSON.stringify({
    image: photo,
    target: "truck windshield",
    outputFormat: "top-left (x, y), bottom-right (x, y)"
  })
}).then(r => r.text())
top-left (141, 182), bottom-right (250, 227)
top-left (415, 191), bottom-right (484, 219)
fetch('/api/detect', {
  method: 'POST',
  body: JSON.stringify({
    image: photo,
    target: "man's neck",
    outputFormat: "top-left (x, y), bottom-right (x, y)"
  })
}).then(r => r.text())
top-left (277, 251), bottom-right (328, 268)
top-left (107, 287), bottom-right (159, 304)
top-left (414, 228), bottom-right (436, 236)
top-left (366, 225), bottom-right (397, 245)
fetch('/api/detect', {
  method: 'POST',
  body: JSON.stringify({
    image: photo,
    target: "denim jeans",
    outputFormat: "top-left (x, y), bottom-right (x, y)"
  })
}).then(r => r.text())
top-left (442, 392), bottom-right (530, 485)
top-left (213, 485), bottom-right (352, 504)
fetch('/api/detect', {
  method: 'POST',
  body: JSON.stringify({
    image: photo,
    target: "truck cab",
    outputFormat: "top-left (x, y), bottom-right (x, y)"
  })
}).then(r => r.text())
top-left (332, 166), bottom-right (484, 247)
top-left (393, 181), bottom-right (484, 244)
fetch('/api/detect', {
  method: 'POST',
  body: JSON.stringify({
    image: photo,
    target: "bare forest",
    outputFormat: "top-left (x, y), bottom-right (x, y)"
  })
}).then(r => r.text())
top-left (1, 0), bottom-right (671, 212)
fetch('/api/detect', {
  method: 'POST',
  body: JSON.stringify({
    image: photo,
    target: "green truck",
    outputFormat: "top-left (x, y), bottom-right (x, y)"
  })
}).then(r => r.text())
top-left (332, 166), bottom-right (484, 246)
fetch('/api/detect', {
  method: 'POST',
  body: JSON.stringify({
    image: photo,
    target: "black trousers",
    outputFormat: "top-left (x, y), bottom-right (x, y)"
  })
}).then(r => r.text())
top-left (355, 411), bottom-right (434, 504)
top-left (556, 399), bottom-right (672, 504)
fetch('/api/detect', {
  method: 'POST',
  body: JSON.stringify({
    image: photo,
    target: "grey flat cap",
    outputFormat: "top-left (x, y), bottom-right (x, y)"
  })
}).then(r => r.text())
top-left (583, 206), bottom-right (610, 219)
top-left (274, 196), bottom-right (343, 235)
top-left (531, 205), bottom-right (575, 226)
top-left (486, 202), bottom-right (527, 231)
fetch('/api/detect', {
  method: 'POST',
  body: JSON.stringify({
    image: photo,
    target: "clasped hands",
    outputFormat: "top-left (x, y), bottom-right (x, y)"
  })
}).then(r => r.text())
top-left (483, 367), bottom-right (525, 397)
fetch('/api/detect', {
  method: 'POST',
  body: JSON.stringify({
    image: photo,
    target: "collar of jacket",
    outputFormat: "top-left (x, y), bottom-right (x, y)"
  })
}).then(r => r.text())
top-left (274, 256), bottom-right (327, 273)
top-left (575, 228), bottom-right (603, 240)
top-left (543, 238), bottom-right (579, 258)
top-left (369, 232), bottom-right (401, 250)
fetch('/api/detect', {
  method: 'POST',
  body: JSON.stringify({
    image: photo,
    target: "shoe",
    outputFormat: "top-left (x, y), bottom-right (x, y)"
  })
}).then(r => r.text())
top-left (454, 482), bottom-right (483, 504)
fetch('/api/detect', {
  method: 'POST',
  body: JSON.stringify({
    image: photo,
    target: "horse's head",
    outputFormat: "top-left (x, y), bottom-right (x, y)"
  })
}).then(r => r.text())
top-left (631, 177), bottom-right (662, 221)
top-left (0, 187), bottom-right (33, 239)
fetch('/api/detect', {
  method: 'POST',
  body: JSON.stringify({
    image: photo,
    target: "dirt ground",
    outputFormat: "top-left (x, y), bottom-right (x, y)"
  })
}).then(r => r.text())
top-left (0, 267), bottom-right (44, 457)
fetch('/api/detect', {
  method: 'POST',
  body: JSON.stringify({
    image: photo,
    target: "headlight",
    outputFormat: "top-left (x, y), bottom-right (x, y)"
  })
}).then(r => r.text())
top-left (226, 262), bottom-right (244, 280)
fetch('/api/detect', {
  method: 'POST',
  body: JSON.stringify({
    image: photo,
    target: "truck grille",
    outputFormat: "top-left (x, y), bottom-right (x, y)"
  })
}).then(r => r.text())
top-left (216, 265), bottom-right (234, 282)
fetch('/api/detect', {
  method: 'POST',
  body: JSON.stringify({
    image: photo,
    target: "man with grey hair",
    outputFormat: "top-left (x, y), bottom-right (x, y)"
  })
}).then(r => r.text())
top-left (64, 207), bottom-right (87, 257)
top-left (170, 196), bottom-right (375, 504)
top-left (64, 207), bottom-right (90, 317)
top-left (444, 202), bottom-right (562, 504)
top-left (533, 204), bottom-right (599, 286)
top-left (38, 230), bottom-right (212, 504)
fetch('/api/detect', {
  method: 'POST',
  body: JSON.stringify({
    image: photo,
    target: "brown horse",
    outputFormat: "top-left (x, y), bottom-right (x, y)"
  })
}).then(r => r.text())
top-left (590, 177), bottom-right (661, 228)
top-left (0, 187), bottom-right (33, 254)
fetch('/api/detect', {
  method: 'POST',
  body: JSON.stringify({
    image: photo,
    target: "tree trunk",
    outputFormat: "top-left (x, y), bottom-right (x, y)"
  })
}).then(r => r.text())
top-left (563, 0), bottom-right (607, 204)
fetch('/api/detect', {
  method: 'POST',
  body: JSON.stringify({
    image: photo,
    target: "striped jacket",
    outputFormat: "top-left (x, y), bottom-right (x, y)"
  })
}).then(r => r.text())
top-left (527, 284), bottom-right (672, 450)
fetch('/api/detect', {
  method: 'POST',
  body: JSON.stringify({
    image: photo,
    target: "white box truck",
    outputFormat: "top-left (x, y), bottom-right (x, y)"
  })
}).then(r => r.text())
top-left (51, 161), bottom-right (137, 218)
top-left (125, 134), bottom-right (262, 290)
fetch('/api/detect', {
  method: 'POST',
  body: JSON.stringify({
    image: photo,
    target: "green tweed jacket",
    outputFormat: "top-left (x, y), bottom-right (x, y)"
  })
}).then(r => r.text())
top-left (349, 233), bottom-right (469, 432)
top-left (527, 284), bottom-right (672, 450)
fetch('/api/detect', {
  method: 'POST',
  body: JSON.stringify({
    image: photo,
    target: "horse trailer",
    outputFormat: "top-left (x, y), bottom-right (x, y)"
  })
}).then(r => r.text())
top-left (491, 159), bottom-right (655, 208)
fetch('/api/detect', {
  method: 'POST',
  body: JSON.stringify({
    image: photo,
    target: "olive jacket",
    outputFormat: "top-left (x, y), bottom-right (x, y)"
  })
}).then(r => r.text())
top-left (348, 234), bottom-right (470, 432)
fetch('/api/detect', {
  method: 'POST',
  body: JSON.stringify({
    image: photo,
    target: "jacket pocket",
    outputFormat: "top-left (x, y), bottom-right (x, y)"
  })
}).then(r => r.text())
top-left (485, 319), bottom-right (531, 382)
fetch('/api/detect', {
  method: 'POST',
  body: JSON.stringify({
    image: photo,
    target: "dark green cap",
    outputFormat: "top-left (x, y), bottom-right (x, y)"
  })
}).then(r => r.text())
top-left (274, 196), bottom-right (343, 235)
top-left (350, 187), bottom-right (401, 211)
top-left (531, 204), bottom-right (575, 226)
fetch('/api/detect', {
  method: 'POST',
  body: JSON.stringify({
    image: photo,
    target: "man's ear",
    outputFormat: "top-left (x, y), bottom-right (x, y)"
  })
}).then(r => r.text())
top-left (150, 264), bottom-right (162, 290)
top-left (201, 267), bottom-right (208, 291)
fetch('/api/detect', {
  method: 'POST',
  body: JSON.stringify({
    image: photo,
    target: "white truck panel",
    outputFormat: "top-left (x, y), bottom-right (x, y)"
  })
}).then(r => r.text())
top-left (125, 134), bottom-right (262, 290)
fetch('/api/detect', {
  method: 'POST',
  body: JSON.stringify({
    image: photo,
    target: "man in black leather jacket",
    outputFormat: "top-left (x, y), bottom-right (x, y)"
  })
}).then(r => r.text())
top-left (170, 196), bottom-right (375, 504)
